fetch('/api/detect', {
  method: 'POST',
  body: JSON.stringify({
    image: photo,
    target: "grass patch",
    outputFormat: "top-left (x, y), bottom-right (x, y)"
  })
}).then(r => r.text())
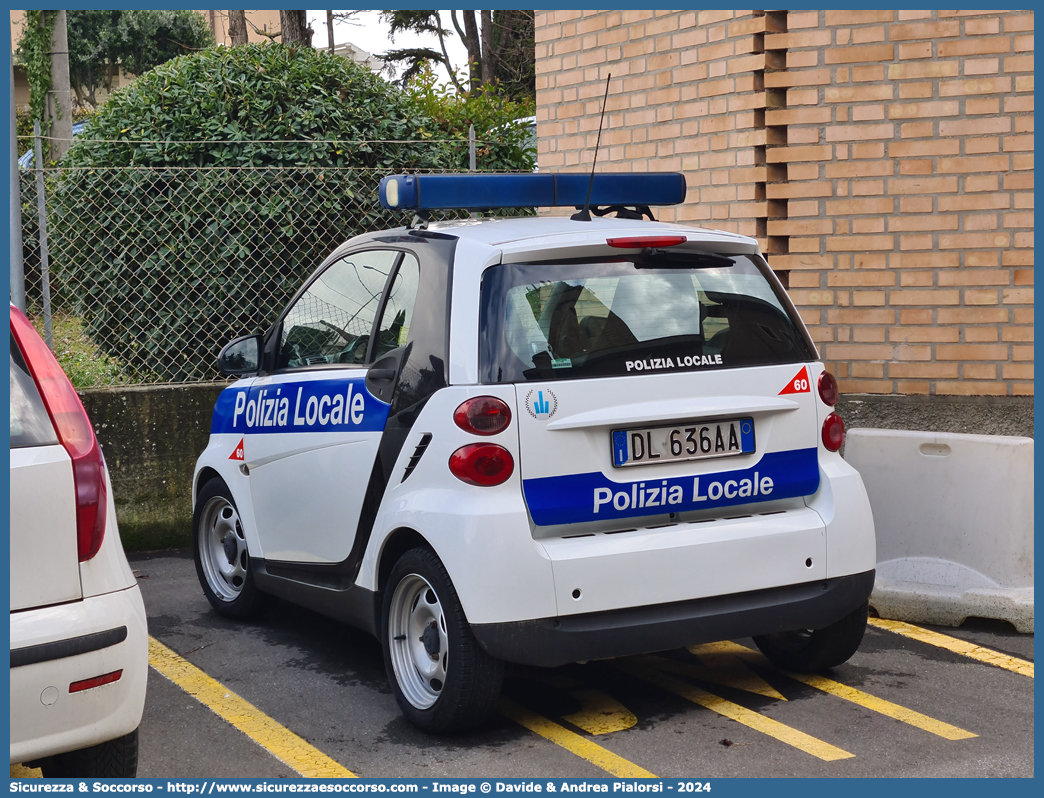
top-left (30, 311), bottom-right (132, 388)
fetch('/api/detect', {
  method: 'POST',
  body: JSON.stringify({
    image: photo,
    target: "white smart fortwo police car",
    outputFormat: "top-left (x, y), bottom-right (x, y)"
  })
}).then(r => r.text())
top-left (192, 172), bottom-right (876, 733)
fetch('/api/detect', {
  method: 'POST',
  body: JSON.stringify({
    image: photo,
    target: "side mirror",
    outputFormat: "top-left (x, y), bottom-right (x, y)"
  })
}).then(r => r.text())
top-left (217, 334), bottom-right (262, 376)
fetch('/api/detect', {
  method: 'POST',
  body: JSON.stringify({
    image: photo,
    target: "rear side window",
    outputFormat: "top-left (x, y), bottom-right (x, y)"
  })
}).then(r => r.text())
top-left (479, 253), bottom-right (815, 383)
top-left (10, 333), bottom-right (58, 448)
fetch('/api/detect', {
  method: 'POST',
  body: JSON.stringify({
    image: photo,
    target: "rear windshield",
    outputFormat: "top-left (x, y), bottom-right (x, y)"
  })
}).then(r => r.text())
top-left (479, 253), bottom-right (815, 383)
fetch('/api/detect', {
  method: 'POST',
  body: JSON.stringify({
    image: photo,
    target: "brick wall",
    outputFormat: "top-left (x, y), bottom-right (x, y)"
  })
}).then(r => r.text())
top-left (534, 9), bottom-right (1034, 397)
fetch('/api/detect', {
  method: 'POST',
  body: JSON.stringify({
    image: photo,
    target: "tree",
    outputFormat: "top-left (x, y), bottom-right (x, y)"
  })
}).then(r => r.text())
top-left (228, 10), bottom-right (249, 46)
top-left (280, 11), bottom-right (312, 46)
top-left (52, 10), bottom-right (216, 108)
top-left (51, 44), bottom-right (460, 381)
top-left (380, 10), bottom-right (535, 101)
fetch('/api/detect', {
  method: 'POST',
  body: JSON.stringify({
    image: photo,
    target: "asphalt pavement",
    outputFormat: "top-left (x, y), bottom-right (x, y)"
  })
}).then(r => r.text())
top-left (15, 548), bottom-right (1035, 779)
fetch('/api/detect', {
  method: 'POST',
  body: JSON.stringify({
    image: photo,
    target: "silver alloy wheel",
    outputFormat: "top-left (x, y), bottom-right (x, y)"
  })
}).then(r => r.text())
top-left (197, 495), bottom-right (248, 602)
top-left (387, 573), bottom-right (449, 710)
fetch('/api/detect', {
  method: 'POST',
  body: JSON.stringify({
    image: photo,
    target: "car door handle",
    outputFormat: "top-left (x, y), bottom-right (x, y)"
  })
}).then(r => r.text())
top-left (367, 368), bottom-right (397, 381)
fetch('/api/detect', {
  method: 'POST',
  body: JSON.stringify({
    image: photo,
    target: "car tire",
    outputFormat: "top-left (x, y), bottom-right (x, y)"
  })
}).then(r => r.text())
top-left (753, 601), bottom-right (869, 672)
top-left (382, 547), bottom-right (504, 733)
top-left (193, 477), bottom-right (274, 619)
top-left (39, 728), bottom-right (139, 778)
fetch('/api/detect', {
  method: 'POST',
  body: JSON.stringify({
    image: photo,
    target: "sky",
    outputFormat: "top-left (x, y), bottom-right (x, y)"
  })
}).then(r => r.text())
top-left (306, 10), bottom-right (470, 84)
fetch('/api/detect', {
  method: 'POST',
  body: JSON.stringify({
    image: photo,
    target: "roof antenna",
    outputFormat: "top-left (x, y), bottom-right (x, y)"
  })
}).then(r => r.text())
top-left (571, 73), bottom-right (611, 222)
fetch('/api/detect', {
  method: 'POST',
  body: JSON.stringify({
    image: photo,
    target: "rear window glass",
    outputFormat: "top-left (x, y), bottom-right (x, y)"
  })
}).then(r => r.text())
top-left (479, 253), bottom-right (815, 383)
top-left (10, 333), bottom-right (58, 448)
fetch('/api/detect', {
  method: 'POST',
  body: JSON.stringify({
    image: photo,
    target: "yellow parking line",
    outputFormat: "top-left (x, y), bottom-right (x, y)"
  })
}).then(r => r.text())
top-left (497, 697), bottom-right (657, 777)
top-left (784, 672), bottom-right (977, 740)
top-left (615, 659), bottom-right (853, 762)
top-left (696, 640), bottom-right (977, 739)
top-left (148, 637), bottom-right (355, 778)
top-left (562, 687), bottom-right (639, 735)
top-left (868, 618), bottom-right (1034, 678)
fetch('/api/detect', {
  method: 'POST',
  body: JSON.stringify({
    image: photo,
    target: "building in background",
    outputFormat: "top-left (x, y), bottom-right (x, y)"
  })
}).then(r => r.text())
top-left (535, 9), bottom-right (1033, 432)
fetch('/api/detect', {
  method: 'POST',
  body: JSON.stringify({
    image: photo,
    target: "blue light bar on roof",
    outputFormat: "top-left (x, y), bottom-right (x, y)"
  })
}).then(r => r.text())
top-left (378, 173), bottom-right (687, 212)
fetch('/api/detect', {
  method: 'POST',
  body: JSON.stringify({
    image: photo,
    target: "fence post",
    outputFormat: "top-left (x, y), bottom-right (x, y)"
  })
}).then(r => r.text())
top-left (9, 35), bottom-right (25, 311)
top-left (32, 119), bottom-right (53, 348)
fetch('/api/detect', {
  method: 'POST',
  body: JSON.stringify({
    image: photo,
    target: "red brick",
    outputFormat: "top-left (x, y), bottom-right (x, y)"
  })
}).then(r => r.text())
top-left (887, 177), bottom-right (959, 194)
top-left (765, 69), bottom-right (832, 88)
top-left (824, 45), bottom-right (895, 64)
top-left (888, 101), bottom-right (960, 119)
top-left (966, 174), bottom-right (1000, 192)
top-left (1004, 14), bottom-right (1034, 33)
top-left (888, 362), bottom-right (959, 379)
top-left (939, 76), bottom-right (1013, 96)
top-left (1002, 364), bottom-right (1034, 380)
top-left (890, 252), bottom-right (961, 269)
top-left (890, 290), bottom-right (961, 306)
top-left (887, 61), bottom-right (960, 80)
top-left (939, 232), bottom-right (1011, 249)
top-left (852, 65), bottom-right (887, 82)
top-left (899, 42), bottom-right (933, 60)
top-left (824, 10), bottom-right (894, 25)
top-left (937, 307), bottom-right (1009, 324)
top-left (936, 382), bottom-right (1009, 396)
top-left (938, 37), bottom-right (1012, 57)
top-left (765, 30), bottom-right (832, 49)
top-left (889, 21), bottom-right (961, 40)
top-left (888, 140), bottom-right (960, 158)
top-left (825, 235), bottom-right (895, 252)
top-left (826, 161), bottom-right (894, 178)
top-left (826, 197), bottom-right (894, 215)
top-left (936, 344), bottom-right (1009, 360)
top-left (826, 123), bottom-right (895, 142)
top-left (1003, 288), bottom-right (1034, 304)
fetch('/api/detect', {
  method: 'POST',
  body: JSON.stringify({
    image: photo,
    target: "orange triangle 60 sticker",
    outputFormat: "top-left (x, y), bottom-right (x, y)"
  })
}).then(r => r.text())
top-left (229, 438), bottom-right (245, 461)
top-left (779, 367), bottom-right (811, 395)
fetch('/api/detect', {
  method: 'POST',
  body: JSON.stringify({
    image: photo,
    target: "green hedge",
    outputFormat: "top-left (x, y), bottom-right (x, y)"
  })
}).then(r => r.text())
top-left (49, 44), bottom-right (531, 382)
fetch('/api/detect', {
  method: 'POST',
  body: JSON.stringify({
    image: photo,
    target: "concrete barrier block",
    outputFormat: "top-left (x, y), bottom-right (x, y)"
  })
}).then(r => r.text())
top-left (844, 429), bottom-right (1033, 633)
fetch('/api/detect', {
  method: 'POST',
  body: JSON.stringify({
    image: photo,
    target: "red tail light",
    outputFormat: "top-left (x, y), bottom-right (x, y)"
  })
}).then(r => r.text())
top-left (454, 396), bottom-right (512, 435)
top-left (69, 670), bottom-right (122, 693)
top-left (449, 443), bottom-right (514, 487)
top-left (10, 307), bottom-right (107, 561)
top-left (607, 236), bottom-right (687, 249)
top-left (822, 412), bottom-right (845, 452)
top-left (818, 370), bottom-right (839, 406)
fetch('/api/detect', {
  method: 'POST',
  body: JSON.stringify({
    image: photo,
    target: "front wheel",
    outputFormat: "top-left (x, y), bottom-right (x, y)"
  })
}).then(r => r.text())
top-left (193, 477), bottom-right (273, 619)
top-left (382, 548), bottom-right (503, 733)
top-left (753, 601), bottom-right (869, 672)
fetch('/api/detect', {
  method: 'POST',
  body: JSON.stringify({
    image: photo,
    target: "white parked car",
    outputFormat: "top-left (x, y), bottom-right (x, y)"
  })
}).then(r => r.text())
top-left (193, 173), bottom-right (875, 733)
top-left (9, 305), bottom-right (147, 776)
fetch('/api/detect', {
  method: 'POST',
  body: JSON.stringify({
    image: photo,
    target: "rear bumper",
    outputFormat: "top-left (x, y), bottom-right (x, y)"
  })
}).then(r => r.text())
top-left (471, 569), bottom-right (874, 667)
top-left (9, 586), bottom-right (148, 765)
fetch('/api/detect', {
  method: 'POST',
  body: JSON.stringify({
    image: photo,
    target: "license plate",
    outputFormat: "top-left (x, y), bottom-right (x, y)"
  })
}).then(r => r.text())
top-left (612, 417), bottom-right (755, 468)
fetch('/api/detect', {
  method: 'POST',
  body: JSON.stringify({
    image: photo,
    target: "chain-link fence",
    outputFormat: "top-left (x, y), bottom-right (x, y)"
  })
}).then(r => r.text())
top-left (18, 163), bottom-right (519, 387)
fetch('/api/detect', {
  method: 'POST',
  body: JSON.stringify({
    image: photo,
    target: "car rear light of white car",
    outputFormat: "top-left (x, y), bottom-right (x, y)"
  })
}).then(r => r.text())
top-left (606, 235), bottom-right (687, 248)
top-left (449, 443), bottom-right (515, 487)
top-left (822, 412), bottom-right (846, 452)
top-left (818, 370), bottom-right (839, 406)
top-left (69, 669), bottom-right (123, 694)
top-left (453, 396), bottom-right (512, 435)
top-left (10, 307), bottom-right (107, 561)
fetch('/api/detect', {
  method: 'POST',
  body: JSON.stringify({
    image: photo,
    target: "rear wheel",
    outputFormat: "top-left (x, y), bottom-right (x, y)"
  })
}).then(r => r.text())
top-left (753, 602), bottom-right (869, 672)
top-left (193, 477), bottom-right (273, 618)
top-left (39, 728), bottom-right (138, 777)
top-left (382, 547), bottom-right (503, 733)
